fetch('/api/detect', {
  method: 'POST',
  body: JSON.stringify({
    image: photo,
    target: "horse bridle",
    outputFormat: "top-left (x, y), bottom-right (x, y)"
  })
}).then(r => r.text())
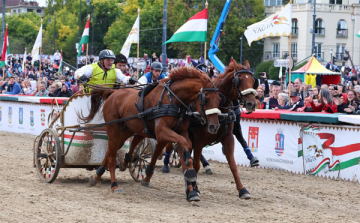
top-left (194, 84), bottom-right (221, 125)
top-left (232, 69), bottom-right (258, 103)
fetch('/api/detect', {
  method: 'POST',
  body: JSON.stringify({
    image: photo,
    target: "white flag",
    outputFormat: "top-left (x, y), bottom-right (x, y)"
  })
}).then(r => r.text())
top-left (120, 15), bottom-right (139, 58)
top-left (22, 48), bottom-right (26, 71)
top-left (244, 3), bottom-right (292, 46)
top-left (31, 24), bottom-right (43, 65)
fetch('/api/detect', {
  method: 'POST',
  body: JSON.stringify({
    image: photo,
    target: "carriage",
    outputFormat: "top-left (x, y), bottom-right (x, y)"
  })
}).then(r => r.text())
top-left (32, 63), bottom-right (256, 201)
top-left (32, 89), bottom-right (181, 183)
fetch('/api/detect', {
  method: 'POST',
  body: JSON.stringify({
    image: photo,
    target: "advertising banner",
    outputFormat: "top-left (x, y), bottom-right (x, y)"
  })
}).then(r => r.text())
top-left (203, 119), bottom-right (304, 173)
top-left (299, 124), bottom-right (360, 182)
top-left (0, 101), bottom-right (62, 135)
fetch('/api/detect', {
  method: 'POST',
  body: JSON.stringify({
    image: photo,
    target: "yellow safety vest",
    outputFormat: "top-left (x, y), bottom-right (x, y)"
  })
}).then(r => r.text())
top-left (87, 63), bottom-right (116, 88)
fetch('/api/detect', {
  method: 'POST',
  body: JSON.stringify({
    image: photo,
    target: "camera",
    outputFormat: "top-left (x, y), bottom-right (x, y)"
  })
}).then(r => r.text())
top-left (258, 72), bottom-right (265, 77)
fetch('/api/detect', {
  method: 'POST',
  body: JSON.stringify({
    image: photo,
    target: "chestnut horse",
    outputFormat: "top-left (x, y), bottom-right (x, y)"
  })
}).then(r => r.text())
top-left (79, 67), bottom-right (221, 199)
top-left (125, 61), bottom-right (257, 201)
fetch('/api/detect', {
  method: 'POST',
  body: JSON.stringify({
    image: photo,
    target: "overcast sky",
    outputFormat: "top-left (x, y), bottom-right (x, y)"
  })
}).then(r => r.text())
top-left (37, 0), bottom-right (46, 7)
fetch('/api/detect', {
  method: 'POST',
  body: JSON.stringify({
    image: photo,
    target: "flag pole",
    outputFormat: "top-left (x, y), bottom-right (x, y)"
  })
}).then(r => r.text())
top-left (59, 49), bottom-right (62, 75)
top-left (204, 1), bottom-right (208, 65)
top-left (137, 8), bottom-right (140, 79)
top-left (1, 23), bottom-right (5, 76)
top-left (86, 15), bottom-right (90, 65)
top-left (38, 19), bottom-right (43, 91)
top-left (288, 1), bottom-right (292, 103)
top-left (24, 47), bottom-right (26, 72)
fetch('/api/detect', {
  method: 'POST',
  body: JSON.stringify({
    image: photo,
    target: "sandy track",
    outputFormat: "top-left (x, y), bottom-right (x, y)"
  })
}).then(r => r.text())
top-left (0, 131), bottom-right (359, 223)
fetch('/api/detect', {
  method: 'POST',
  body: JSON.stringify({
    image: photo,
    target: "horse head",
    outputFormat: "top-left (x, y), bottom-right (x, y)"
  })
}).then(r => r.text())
top-left (227, 60), bottom-right (257, 112)
top-left (169, 67), bottom-right (221, 134)
top-left (196, 73), bottom-right (221, 134)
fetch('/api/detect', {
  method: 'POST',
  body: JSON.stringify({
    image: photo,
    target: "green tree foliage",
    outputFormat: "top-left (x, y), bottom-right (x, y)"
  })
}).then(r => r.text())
top-left (2, 0), bottom-right (265, 67)
top-left (255, 60), bottom-right (273, 77)
top-left (3, 12), bottom-right (42, 54)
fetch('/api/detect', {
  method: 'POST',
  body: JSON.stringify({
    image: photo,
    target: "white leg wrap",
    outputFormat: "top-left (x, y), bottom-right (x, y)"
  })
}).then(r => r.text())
top-left (205, 108), bottom-right (221, 115)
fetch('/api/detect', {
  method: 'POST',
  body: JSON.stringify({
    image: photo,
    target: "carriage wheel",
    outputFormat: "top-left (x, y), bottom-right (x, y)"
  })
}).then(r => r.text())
top-left (169, 143), bottom-right (182, 168)
top-left (129, 138), bottom-right (155, 182)
top-left (35, 128), bottom-right (62, 183)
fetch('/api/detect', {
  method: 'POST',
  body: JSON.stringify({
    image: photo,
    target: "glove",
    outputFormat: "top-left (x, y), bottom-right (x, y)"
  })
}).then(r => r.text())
top-left (128, 76), bottom-right (138, 85)
top-left (79, 74), bottom-right (89, 83)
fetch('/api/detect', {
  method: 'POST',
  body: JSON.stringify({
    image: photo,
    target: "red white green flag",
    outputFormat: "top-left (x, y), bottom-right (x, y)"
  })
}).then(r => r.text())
top-left (58, 52), bottom-right (63, 73)
top-left (77, 19), bottom-right (90, 57)
top-left (0, 27), bottom-right (10, 68)
top-left (164, 9), bottom-right (207, 44)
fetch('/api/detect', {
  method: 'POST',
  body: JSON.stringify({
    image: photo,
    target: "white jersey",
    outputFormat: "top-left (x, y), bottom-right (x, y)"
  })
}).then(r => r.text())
top-left (75, 64), bottom-right (130, 84)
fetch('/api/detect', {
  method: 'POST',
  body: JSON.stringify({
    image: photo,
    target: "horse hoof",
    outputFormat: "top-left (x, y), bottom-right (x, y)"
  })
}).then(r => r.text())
top-left (187, 190), bottom-right (200, 202)
top-left (250, 157), bottom-right (259, 167)
top-left (141, 180), bottom-right (150, 187)
top-left (204, 166), bottom-right (213, 175)
top-left (161, 165), bottom-right (170, 173)
top-left (239, 187), bottom-right (251, 199)
top-left (88, 176), bottom-right (98, 186)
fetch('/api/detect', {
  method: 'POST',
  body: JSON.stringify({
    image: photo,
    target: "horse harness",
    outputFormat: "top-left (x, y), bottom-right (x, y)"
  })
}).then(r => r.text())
top-left (134, 79), bottom-right (219, 138)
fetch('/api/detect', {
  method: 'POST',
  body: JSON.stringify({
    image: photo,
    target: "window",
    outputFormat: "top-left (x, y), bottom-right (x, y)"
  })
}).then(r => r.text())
top-left (336, 44), bottom-right (345, 60)
top-left (12, 10), bottom-right (16, 13)
top-left (18, 9), bottom-right (21, 13)
top-left (291, 43), bottom-right (297, 59)
top-left (292, 19), bottom-right (298, 35)
top-left (273, 43), bottom-right (280, 59)
top-left (337, 20), bottom-right (347, 37)
top-left (315, 19), bottom-right (325, 36)
top-left (27, 9), bottom-right (34, 12)
top-left (329, 0), bottom-right (342, 4)
top-left (314, 43), bottom-right (322, 57)
top-left (37, 9), bottom-right (41, 13)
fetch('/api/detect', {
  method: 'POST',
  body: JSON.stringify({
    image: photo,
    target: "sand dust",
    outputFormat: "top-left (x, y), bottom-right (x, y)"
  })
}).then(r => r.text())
top-left (0, 131), bottom-right (359, 222)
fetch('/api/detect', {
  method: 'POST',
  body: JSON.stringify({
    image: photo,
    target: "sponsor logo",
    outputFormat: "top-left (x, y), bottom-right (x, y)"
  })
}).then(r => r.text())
top-left (19, 108), bottom-right (23, 124)
top-left (41, 109), bottom-right (45, 126)
top-left (8, 107), bottom-right (12, 124)
top-left (248, 127), bottom-right (259, 153)
top-left (275, 128), bottom-right (285, 156)
top-left (30, 111), bottom-right (34, 126)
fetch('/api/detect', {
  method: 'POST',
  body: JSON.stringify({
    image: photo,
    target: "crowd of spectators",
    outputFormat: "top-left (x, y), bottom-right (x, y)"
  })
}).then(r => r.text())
top-left (0, 51), bottom-right (79, 97)
top-left (255, 71), bottom-right (360, 115)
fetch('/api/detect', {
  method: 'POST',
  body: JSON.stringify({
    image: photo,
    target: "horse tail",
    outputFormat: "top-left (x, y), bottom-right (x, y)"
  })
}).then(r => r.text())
top-left (78, 88), bottom-right (115, 123)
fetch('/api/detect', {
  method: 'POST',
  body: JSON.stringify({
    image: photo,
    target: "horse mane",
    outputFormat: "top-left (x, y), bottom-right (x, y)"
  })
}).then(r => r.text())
top-left (214, 62), bottom-right (245, 86)
top-left (168, 67), bottom-right (212, 86)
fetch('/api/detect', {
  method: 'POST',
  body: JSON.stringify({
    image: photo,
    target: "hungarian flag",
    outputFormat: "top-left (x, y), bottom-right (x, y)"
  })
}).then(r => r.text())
top-left (77, 19), bottom-right (90, 57)
top-left (164, 9), bottom-right (207, 44)
top-left (0, 27), bottom-right (10, 68)
top-left (58, 52), bottom-right (63, 73)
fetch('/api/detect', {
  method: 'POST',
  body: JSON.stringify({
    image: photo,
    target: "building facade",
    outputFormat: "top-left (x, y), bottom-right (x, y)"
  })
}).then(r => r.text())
top-left (264, 0), bottom-right (360, 66)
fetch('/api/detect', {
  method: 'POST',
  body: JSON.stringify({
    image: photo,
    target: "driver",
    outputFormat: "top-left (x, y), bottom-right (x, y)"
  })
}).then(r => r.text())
top-left (75, 49), bottom-right (137, 87)
top-left (114, 53), bottom-right (131, 77)
top-left (137, 62), bottom-right (165, 85)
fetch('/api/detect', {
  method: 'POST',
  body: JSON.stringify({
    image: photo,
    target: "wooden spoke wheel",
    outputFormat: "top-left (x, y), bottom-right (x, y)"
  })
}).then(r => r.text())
top-left (169, 143), bottom-right (182, 168)
top-left (129, 138), bottom-right (155, 182)
top-left (35, 128), bottom-right (62, 183)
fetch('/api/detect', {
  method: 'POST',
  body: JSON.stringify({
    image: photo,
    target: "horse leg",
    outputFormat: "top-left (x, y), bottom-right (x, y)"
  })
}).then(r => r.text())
top-left (141, 140), bottom-right (168, 187)
top-left (161, 143), bottom-right (173, 173)
top-left (121, 135), bottom-right (144, 170)
top-left (222, 133), bottom-right (251, 199)
top-left (89, 137), bottom-right (121, 186)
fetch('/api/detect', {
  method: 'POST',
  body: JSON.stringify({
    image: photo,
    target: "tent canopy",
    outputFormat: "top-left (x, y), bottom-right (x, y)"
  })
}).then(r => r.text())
top-left (292, 55), bottom-right (340, 75)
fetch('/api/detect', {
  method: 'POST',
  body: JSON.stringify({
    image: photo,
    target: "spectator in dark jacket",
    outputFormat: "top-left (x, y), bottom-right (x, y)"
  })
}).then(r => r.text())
top-left (55, 83), bottom-right (73, 97)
